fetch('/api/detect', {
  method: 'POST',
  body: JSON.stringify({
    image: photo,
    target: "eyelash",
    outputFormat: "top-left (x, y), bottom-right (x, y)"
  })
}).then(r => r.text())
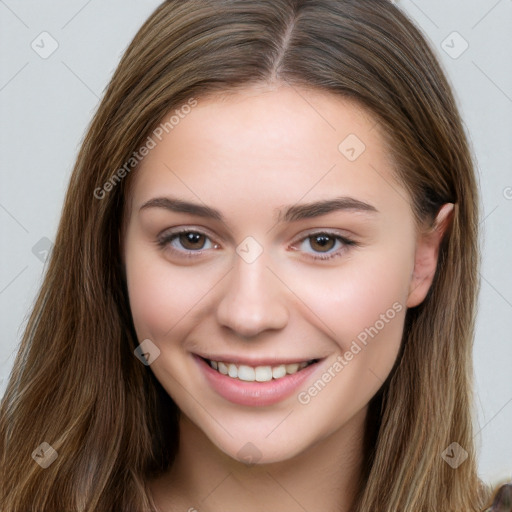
top-left (155, 228), bottom-right (358, 262)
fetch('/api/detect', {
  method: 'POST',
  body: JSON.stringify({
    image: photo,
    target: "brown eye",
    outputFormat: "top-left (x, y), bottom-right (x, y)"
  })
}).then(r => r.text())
top-left (178, 232), bottom-right (207, 250)
top-left (309, 234), bottom-right (336, 253)
top-left (291, 231), bottom-right (357, 262)
top-left (156, 229), bottom-right (217, 256)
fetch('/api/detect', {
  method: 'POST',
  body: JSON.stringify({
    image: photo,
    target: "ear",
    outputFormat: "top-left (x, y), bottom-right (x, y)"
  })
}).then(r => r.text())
top-left (407, 203), bottom-right (454, 308)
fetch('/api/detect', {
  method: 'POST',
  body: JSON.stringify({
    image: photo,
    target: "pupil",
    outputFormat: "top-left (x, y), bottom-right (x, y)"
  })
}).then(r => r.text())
top-left (181, 232), bottom-right (205, 249)
top-left (311, 234), bottom-right (334, 252)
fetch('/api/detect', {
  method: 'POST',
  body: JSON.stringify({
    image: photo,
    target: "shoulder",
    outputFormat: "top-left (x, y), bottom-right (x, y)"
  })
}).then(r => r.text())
top-left (484, 482), bottom-right (512, 511)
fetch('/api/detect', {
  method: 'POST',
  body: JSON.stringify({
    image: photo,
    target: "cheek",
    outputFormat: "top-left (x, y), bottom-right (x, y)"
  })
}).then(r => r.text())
top-left (290, 253), bottom-right (410, 340)
top-left (124, 244), bottom-right (214, 341)
top-left (282, 244), bottom-right (413, 389)
top-left (289, 253), bottom-right (410, 431)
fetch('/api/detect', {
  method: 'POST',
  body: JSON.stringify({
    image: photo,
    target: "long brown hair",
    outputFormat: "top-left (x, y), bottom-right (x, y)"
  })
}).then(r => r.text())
top-left (0, 1), bottom-right (503, 510)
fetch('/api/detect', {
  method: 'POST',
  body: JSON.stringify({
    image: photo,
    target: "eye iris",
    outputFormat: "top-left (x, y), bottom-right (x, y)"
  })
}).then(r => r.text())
top-left (310, 234), bottom-right (335, 252)
top-left (180, 232), bottom-right (206, 250)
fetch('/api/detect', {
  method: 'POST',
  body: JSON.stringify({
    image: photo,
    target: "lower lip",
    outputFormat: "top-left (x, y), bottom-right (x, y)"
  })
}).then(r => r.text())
top-left (193, 355), bottom-right (321, 407)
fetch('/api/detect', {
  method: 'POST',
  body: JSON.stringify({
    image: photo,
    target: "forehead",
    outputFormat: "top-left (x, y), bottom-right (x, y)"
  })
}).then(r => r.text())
top-left (125, 84), bottom-right (410, 221)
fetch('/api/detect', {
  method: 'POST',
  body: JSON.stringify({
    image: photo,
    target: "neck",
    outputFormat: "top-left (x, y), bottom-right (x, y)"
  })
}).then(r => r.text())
top-left (149, 406), bottom-right (368, 512)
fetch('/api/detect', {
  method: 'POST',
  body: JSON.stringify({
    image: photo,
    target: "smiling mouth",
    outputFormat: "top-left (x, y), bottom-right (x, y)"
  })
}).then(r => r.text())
top-left (200, 357), bottom-right (319, 382)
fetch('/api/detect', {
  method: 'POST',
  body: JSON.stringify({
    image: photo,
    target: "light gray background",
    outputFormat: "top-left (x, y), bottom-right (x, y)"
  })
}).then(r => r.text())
top-left (1, 0), bottom-right (511, 485)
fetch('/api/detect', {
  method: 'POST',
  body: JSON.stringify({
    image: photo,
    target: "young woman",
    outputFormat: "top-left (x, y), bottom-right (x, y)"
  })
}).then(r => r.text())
top-left (1, 1), bottom-right (510, 510)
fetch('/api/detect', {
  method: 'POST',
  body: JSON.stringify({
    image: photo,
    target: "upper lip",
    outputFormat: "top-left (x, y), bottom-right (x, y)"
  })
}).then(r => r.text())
top-left (194, 353), bottom-right (322, 367)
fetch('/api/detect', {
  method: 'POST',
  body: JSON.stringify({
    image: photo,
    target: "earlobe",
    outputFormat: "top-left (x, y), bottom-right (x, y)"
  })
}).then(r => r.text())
top-left (406, 203), bottom-right (454, 308)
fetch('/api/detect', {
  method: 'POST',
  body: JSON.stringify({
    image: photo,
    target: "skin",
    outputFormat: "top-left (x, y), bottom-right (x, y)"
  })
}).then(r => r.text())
top-left (121, 83), bottom-right (453, 511)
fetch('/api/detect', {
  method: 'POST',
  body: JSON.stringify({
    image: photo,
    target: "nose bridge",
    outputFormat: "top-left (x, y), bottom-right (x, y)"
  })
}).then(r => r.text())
top-left (215, 241), bottom-right (289, 338)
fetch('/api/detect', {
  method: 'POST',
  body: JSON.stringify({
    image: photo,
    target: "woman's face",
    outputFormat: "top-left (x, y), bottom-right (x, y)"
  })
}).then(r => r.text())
top-left (122, 84), bottom-right (437, 464)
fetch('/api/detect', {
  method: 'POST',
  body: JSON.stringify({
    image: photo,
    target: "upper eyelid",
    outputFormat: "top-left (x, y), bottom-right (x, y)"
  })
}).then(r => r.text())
top-left (158, 226), bottom-right (217, 242)
top-left (159, 227), bottom-right (356, 252)
top-left (289, 227), bottom-right (356, 243)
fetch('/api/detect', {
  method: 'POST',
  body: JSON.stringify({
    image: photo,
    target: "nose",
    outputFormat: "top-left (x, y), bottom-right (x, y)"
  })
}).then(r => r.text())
top-left (215, 249), bottom-right (289, 339)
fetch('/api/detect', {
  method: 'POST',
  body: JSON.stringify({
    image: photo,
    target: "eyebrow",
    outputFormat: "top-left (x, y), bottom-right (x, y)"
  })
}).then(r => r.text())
top-left (139, 195), bottom-right (378, 223)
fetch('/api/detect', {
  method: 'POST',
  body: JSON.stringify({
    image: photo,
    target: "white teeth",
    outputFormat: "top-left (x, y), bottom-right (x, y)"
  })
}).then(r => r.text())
top-left (238, 365), bottom-right (255, 381)
top-left (207, 358), bottom-right (315, 382)
top-left (272, 365), bottom-right (287, 379)
top-left (228, 364), bottom-right (238, 378)
top-left (285, 363), bottom-right (299, 374)
top-left (255, 366), bottom-right (273, 382)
